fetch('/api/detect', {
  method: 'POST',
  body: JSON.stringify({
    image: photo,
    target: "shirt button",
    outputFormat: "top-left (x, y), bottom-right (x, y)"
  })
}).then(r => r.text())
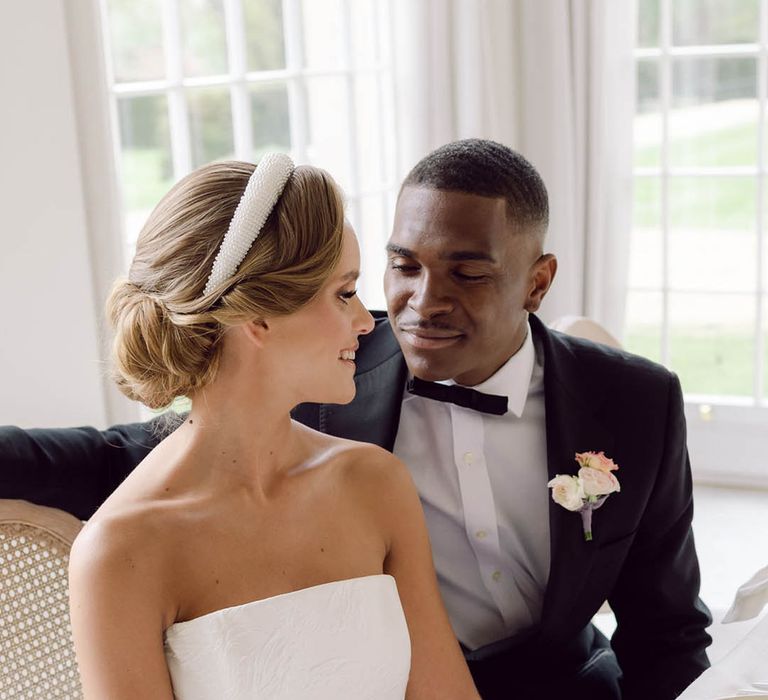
top-left (491, 570), bottom-right (502, 582)
top-left (475, 530), bottom-right (488, 539)
top-left (463, 452), bottom-right (474, 465)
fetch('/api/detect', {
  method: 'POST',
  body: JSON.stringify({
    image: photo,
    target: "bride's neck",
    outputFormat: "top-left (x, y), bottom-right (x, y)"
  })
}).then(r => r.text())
top-left (168, 364), bottom-right (304, 490)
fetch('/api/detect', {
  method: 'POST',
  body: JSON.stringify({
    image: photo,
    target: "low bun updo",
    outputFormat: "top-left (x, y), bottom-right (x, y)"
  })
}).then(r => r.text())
top-left (107, 159), bottom-right (346, 409)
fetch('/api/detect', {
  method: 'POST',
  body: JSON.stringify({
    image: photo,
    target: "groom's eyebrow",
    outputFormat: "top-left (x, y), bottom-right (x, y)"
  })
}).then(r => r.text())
top-left (442, 251), bottom-right (496, 263)
top-left (386, 244), bottom-right (413, 257)
top-left (386, 243), bottom-right (495, 263)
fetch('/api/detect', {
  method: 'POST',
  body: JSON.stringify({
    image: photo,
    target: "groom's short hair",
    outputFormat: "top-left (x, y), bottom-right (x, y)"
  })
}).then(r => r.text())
top-left (401, 138), bottom-right (549, 233)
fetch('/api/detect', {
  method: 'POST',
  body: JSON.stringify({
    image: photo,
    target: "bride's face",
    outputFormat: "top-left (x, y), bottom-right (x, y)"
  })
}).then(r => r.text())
top-left (269, 224), bottom-right (374, 405)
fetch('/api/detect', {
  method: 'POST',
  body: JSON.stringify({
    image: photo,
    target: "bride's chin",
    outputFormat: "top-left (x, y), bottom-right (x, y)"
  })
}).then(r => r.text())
top-left (315, 381), bottom-right (357, 406)
top-left (301, 379), bottom-right (357, 405)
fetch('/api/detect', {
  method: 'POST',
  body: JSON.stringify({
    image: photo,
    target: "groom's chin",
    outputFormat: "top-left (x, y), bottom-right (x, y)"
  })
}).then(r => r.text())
top-left (402, 353), bottom-right (457, 384)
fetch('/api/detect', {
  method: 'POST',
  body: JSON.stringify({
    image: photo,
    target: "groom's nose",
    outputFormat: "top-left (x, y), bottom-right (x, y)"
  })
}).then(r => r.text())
top-left (406, 271), bottom-right (454, 319)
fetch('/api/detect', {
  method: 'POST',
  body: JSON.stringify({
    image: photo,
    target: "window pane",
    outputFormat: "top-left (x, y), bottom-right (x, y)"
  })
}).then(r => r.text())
top-left (350, 194), bottom-right (387, 309)
top-left (354, 76), bottom-right (385, 191)
top-left (672, 0), bottom-right (759, 46)
top-left (187, 88), bottom-right (234, 167)
top-left (637, 0), bottom-right (660, 48)
top-left (117, 95), bottom-right (173, 246)
top-left (349, 0), bottom-right (380, 66)
top-left (764, 297), bottom-right (768, 401)
top-left (305, 76), bottom-right (352, 190)
top-left (669, 293), bottom-right (754, 397)
top-left (669, 177), bottom-right (756, 293)
top-left (107, 0), bottom-right (165, 82)
top-left (764, 184), bottom-right (768, 300)
top-left (634, 176), bottom-right (662, 229)
top-left (671, 57), bottom-right (758, 168)
top-left (243, 0), bottom-right (286, 71)
top-left (630, 178), bottom-right (663, 288)
top-left (635, 59), bottom-right (661, 168)
top-left (624, 291), bottom-right (663, 363)
top-left (302, 0), bottom-right (345, 69)
top-left (180, 0), bottom-right (228, 77)
top-left (250, 84), bottom-right (291, 159)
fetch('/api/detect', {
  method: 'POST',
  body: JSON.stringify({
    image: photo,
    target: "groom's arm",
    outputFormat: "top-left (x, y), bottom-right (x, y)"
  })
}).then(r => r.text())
top-left (0, 421), bottom-right (163, 520)
top-left (608, 373), bottom-right (711, 700)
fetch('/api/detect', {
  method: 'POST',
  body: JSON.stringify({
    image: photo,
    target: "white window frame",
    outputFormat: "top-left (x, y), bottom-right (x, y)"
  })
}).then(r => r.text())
top-left (97, 0), bottom-right (399, 309)
top-left (633, 0), bottom-right (768, 487)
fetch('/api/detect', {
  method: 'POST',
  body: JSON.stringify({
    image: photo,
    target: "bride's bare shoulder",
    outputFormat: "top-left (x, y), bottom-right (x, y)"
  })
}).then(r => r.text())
top-left (296, 423), bottom-right (402, 473)
top-left (313, 434), bottom-right (413, 499)
top-left (69, 485), bottom-right (191, 594)
top-left (290, 423), bottom-right (417, 512)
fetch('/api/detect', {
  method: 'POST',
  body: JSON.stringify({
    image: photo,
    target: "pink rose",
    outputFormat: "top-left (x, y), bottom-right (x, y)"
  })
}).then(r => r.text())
top-left (575, 451), bottom-right (618, 473)
top-left (547, 474), bottom-right (585, 511)
top-left (578, 467), bottom-right (620, 497)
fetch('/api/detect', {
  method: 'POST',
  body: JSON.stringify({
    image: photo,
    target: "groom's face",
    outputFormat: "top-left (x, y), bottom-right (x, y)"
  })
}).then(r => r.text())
top-left (384, 186), bottom-right (547, 386)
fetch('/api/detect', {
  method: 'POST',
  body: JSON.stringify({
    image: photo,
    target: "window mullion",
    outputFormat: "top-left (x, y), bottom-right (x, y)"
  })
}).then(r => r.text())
top-left (756, 0), bottom-right (768, 405)
top-left (161, 0), bottom-right (191, 177)
top-left (384, 0), bottom-right (400, 184)
top-left (660, 0), bottom-right (672, 367)
top-left (223, 0), bottom-right (252, 160)
top-left (340, 0), bottom-right (362, 213)
top-left (282, 0), bottom-right (308, 162)
top-left (341, 0), bottom-right (360, 193)
top-left (98, 0), bottom-right (128, 252)
top-left (378, 0), bottom-right (398, 239)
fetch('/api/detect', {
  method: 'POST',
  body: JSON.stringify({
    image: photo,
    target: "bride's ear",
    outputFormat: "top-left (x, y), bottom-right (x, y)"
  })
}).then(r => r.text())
top-left (240, 318), bottom-right (270, 348)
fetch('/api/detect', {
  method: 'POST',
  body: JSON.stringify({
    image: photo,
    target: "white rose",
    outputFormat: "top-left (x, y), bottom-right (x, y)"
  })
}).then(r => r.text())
top-left (578, 467), bottom-right (620, 497)
top-left (547, 474), bottom-right (585, 511)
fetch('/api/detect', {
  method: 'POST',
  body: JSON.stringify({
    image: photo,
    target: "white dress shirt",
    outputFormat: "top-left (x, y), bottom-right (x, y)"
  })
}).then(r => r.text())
top-left (393, 324), bottom-right (550, 650)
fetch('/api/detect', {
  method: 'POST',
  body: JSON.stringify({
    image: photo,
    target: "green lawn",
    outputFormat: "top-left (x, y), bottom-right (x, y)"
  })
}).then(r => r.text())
top-left (626, 327), bottom-right (759, 397)
top-left (635, 121), bottom-right (759, 169)
top-left (630, 117), bottom-right (763, 400)
top-left (634, 173), bottom-right (757, 232)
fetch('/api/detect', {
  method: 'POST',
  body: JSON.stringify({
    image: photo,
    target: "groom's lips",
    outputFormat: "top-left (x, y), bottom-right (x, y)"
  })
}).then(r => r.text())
top-left (398, 327), bottom-right (465, 350)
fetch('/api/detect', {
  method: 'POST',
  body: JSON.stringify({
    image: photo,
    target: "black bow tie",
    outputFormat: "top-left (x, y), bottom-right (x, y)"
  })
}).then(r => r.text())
top-left (407, 377), bottom-right (508, 415)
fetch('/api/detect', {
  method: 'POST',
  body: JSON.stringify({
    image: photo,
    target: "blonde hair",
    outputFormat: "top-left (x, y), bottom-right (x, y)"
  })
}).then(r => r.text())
top-left (107, 160), bottom-right (345, 409)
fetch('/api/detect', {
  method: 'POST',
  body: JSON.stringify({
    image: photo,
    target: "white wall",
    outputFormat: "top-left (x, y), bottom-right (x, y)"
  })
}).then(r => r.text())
top-left (0, 1), bottom-right (108, 428)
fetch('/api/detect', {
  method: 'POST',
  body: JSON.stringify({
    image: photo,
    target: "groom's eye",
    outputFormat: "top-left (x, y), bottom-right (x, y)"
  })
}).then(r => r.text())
top-left (454, 271), bottom-right (487, 281)
top-left (389, 258), bottom-right (419, 273)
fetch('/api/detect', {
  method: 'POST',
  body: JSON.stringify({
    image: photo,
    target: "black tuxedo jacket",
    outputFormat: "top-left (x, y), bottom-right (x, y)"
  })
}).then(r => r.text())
top-left (0, 313), bottom-right (711, 699)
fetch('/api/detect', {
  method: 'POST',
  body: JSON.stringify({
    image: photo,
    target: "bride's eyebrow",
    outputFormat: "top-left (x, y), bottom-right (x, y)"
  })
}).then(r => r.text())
top-left (337, 270), bottom-right (359, 283)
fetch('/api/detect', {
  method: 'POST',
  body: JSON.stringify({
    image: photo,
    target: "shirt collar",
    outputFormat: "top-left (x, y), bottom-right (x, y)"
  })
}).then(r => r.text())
top-left (464, 322), bottom-right (535, 418)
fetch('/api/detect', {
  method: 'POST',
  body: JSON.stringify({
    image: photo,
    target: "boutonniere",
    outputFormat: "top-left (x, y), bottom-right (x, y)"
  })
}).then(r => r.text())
top-left (547, 451), bottom-right (620, 542)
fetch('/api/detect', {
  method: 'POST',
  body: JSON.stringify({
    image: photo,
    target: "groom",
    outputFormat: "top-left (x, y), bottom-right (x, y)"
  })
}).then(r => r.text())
top-left (1, 139), bottom-right (710, 699)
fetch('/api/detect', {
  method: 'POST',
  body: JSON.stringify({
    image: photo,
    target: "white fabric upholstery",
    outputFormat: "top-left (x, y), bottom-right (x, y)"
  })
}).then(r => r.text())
top-left (548, 315), bottom-right (623, 350)
top-left (678, 610), bottom-right (768, 699)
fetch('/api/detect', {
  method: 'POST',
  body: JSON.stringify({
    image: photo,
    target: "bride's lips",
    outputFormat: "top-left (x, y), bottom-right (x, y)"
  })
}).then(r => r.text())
top-left (399, 328), bottom-right (464, 350)
top-left (339, 344), bottom-right (358, 367)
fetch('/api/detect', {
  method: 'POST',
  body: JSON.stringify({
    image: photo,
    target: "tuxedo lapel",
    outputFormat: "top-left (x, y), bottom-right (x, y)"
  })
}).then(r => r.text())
top-left (530, 316), bottom-right (616, 632)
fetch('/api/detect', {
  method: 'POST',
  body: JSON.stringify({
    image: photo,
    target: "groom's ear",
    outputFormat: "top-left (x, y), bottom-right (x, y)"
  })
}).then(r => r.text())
top-left (525, 253), bottom-right (557, 313)
top-left (240, 318), bottom-right (270, 348)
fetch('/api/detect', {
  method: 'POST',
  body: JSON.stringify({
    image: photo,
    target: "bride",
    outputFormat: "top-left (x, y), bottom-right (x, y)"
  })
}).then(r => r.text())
top-left (68, 154), bottom-right (480, 699)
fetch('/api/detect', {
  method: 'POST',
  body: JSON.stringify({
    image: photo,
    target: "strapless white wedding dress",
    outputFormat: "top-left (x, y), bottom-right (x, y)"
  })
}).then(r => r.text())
top-left (164, 574), bottom-right (411, 699)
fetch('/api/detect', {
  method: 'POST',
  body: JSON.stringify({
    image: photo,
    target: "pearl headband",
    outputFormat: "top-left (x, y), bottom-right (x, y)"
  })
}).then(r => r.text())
top-left (203, 152), bottom-right (295, 297)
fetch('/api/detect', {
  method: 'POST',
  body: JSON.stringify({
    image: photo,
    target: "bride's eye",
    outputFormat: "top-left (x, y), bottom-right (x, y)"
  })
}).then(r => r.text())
top-left (338, 289), bottom-right (358, 304)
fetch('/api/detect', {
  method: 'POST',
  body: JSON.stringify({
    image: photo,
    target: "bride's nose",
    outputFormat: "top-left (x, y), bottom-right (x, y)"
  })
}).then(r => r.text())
top-left (354, 297), bottom-right (375, 336)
